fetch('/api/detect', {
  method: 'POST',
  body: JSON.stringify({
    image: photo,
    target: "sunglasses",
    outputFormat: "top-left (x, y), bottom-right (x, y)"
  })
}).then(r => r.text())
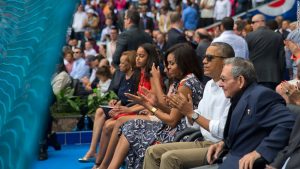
top-left (251, 20), bottom-right (264, 24)
top-left (204, 54), bottom-right (227, 62)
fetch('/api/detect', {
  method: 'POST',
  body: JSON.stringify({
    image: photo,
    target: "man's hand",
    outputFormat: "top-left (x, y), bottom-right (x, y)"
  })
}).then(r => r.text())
top-left (239, 150), bottom-right (261, 169)
top-left (207, 141), bottom-right (225, 164)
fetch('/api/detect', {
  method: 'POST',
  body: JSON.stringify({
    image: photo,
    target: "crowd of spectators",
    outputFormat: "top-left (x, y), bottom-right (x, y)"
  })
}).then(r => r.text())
top-left (41, 0), bottom-right (300, 168)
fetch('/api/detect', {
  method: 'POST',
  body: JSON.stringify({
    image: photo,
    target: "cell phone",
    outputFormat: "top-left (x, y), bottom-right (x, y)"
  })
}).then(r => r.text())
top-left (99, 105), bottom-right (114, 109)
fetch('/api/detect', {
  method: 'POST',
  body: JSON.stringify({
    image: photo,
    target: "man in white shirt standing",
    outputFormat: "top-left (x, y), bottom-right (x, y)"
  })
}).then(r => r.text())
top-left (213, 17), bottom-right (249, 59)
top-left (199, 0), bottom-right (215, 27)
top-left (72, 4), bottom-right (88, 41)
top-left (143, 42), bottom-right (234, 169)
top-left (106, 26), bottom-right (118, 64)
top-left (214, 0), bottom-right (231, 21)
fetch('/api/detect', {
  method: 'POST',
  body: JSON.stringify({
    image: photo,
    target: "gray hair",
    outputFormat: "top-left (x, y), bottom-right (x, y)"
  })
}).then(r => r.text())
top-left (224, 57), bottom-right (257, 85)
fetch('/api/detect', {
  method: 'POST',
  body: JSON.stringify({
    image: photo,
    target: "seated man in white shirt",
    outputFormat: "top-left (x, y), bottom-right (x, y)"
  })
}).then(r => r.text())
top-left (143, 42), bottom-right (234, 169)
top-left (70, 47), bottom-right (90, 79)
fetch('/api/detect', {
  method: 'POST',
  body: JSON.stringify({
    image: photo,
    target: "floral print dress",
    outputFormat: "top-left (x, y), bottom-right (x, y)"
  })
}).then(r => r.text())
top-left (120, 73), bottom-right (204, 169)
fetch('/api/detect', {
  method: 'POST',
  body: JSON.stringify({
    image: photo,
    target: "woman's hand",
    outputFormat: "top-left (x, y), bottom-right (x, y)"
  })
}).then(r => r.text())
top-left (151, 63), bottom-right (161, 80)
top-left (125, 92), bottom-right (146, 106)
top-left (141, 87), bottom-right (159, 107)
top-left (112, 105), bottom-right (131, 114)
top-left (108, 99), bottom-right (118, 107)
top-left (108, 109), bottom-right (120, 118)
top-left (285, 40), bottom-right (300, 56)
top-left (167, 93), bottom-right (194, 116)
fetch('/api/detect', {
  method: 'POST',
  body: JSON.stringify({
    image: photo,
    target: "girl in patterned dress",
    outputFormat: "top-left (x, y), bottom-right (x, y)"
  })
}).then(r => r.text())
top-left (106, 43), bottom-right (205, 169)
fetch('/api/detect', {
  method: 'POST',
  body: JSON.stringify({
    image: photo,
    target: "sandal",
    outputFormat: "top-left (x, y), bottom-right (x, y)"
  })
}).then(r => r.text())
top-left (78, 154), bottom-right (96, 163)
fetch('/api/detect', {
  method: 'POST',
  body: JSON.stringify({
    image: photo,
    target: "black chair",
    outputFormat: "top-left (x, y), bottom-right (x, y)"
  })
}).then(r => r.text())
top-left (174, 127), bottom-right (202, 142)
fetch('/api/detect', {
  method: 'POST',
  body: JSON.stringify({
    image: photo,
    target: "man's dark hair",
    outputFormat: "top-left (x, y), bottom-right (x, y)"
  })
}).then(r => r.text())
top-left (210, 42), bottom-right (235, 58)
top-left (111, 25), bottom-right (119, 33)
top-left (126, 9), bottom-right (140, 25)
top-left (197, 32), bottom-right (211, 41)
top-left (266, 20), bottom-right (279, 31)
top-left (221, 17), bottom-right (234, 30)
top-left (235, 20), bottom-right (246, 32)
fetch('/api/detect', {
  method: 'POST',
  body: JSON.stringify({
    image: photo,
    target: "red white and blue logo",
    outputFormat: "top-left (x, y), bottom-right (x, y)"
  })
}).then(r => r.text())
top-left (247, 0), bottom-right (297, 21)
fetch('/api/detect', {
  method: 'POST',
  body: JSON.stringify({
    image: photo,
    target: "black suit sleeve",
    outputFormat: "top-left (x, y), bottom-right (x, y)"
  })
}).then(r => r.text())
top-left (112, 33), bottom-right (128, 66)
top-left (278, 37), bottom-right (286, 80)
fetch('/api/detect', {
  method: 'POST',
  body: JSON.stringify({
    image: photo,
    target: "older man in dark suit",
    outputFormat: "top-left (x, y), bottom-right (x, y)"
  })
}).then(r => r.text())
top-left (112, 9), bottom-right (153, 66)
top-left (245, 14), bottom-right (285, 90)
top-left (206, 58), bottom-right (295, 169)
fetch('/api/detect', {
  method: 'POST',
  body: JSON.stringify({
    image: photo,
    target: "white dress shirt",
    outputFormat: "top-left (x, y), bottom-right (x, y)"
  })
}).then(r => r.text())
top-left (187, 79), bottom-right (231, 143)
top-left (213, 31), bottom-right (249, 59)
top-left (214, 0), bottom-right (231, 21)
top-left (200, 0), bottom-right (215, 18)
top-left (72, 11), bottom-right (88, 32)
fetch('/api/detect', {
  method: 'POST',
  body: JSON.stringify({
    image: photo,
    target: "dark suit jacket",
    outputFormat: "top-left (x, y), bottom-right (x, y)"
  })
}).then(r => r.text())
top-left (271, 106), bottom-right (300, 168)
top-left (245, 27), bottom-right (285, 83)
top-left (220, 83), bottom-right (295, 169)
top-left (166, 28), bottom-right (187, 50)
top-left (112, 25), bottom-right (153, 66)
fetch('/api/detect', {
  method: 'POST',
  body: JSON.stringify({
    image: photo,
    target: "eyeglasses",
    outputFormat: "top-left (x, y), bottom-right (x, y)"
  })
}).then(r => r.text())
top-left (204, 54), bottom-right (227, 62)
top-left (74, 51), bottom-right (81, 54)
top-left (251, 20), bottom-right (264, 24)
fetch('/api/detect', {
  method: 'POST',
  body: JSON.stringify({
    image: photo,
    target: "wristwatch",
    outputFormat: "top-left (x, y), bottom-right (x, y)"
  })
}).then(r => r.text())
top-left (150, 107), bottom-right (158, 115)
top-left (191, 112), bottom-right (200, 122)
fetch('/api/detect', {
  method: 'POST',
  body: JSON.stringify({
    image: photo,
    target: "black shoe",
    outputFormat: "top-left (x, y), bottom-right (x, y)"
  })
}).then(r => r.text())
top-left (38, 144), bottom-right (48, 161)
top-left (48, 133), bottom-right (61, 150)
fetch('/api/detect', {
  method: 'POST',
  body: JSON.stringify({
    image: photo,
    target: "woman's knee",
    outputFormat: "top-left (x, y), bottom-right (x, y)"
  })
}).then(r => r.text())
top-left (103, 121), bottom-right (115, 135)
top-left (95, 108), bottom-right (105, 119)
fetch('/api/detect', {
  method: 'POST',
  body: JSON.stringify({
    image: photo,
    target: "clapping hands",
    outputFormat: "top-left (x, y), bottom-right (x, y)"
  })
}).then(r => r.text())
top-left (166, 93), bottom-right (194, 116)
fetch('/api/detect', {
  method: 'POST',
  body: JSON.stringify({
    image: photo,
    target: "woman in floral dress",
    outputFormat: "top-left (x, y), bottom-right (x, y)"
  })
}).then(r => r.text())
top-left (107, 43), bottom-right (205, 169)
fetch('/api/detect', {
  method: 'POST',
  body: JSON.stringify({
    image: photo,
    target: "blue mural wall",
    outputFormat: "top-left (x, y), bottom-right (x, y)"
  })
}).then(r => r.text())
top-left (0, 1), bottom-right (76, 168)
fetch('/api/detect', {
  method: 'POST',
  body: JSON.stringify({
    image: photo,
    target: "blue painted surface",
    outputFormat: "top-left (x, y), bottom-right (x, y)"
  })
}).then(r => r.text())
top-left (0, 1), bottom-right (77, 169)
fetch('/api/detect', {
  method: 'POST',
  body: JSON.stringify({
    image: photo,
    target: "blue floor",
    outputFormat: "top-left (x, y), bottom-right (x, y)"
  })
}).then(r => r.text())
top-left (32, 144), bottom-right (94, 169)
top-left (31, 131), bottom-right (126, 169)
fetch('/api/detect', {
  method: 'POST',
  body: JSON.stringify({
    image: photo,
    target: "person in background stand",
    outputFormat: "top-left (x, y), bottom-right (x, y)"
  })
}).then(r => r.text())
top-left (245, 14), bottom-right (285, 90)
top-left (199, 0), bottom-right (215, 28)
top-left (165, 12), bottom-right (187, 50)
top-left (112, 9), bottom-right (153, 66)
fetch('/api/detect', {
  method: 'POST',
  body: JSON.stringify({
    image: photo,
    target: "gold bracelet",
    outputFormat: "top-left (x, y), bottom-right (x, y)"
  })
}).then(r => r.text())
top-left (150, 107), bottom-right (158, 115)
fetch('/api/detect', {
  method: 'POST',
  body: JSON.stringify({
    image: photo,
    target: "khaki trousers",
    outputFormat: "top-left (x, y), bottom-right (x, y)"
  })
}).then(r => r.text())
top-left (143, 141), bottom-right (213, 169)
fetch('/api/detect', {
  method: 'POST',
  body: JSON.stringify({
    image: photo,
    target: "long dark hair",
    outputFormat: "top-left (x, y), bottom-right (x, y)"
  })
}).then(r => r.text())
top-left (164, 43), bottom-right (203, 81)
top-left (138, 43), bottom-right (159, 80)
